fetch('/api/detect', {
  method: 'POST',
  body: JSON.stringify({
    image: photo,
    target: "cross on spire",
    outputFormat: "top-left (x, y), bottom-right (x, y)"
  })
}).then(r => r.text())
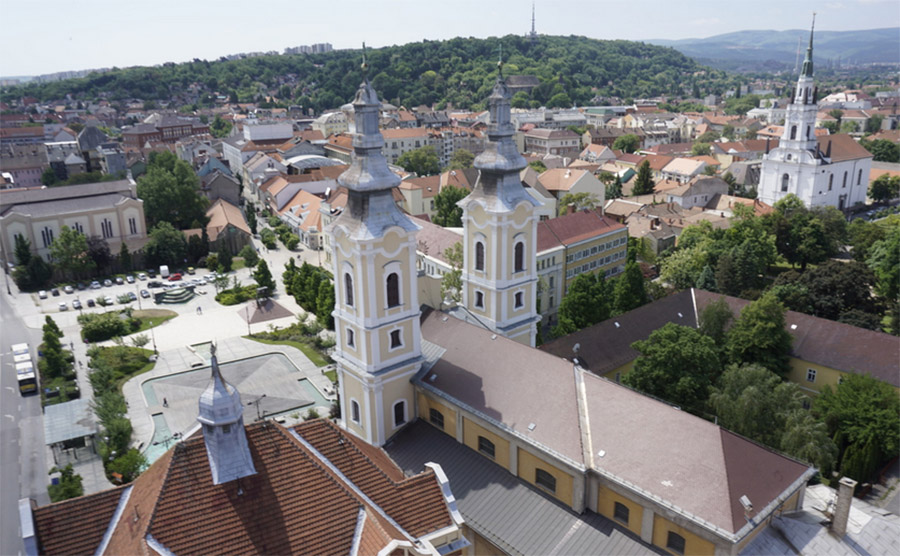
top-left (361, 42), bottom-right (369, 79)
top-left (497, 43), bottom-right (504, 78)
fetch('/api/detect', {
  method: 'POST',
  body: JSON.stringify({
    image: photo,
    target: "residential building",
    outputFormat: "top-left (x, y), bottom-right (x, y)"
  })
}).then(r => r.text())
top-left (277, 188), bottom-right (324, 250)
top-left (664, 176), bottom-right (729, 209)
top-left (381, 127), bottom-right (431, 165)
top-left (311, 111), bottom-right (348, 138)
top-left (199, 170), bottom-right (241, 207)
top-left (122, 114), bottom-right (208, 149)
top-left (0, 180), bottom-right (147, 262)
top-left (523, 128), bottom-right (581, 157)
top-left (204, 198), bottom-right (251, 254)
top-left (398, 175), bottom-right (441, 218)
top-left (538, 168), bottom-right (605, 206)
top-left (0, 144), bottom-right (48, 188)
top-left (660, 157), bottom-right (706, 183)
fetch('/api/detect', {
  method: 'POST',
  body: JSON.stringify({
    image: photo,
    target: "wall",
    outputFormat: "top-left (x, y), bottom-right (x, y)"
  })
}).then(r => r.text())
top-left (417, 393), bottom-right (458, 438)
top-left (517, 447), bottom-right (574, 507)
top-left (463, 418), bottom-right (511, 471)
top-left (597, 484), bottom-right (644, 537)
top-left (652, 515), bottom-right (717, 556)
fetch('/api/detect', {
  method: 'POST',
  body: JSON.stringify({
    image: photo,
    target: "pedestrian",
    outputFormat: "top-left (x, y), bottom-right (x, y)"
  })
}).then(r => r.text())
top-left (163, 397), bottom-right (168, 407)
top-left (198, 306), bottom-right (202, 315)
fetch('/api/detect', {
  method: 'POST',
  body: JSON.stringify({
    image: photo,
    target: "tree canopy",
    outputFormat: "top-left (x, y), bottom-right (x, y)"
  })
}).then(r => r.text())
top-left (431, 185), bottom-right (468, 227)
top-left (144, 222), bottom-right (187, 267)
top-left (136, 151), bottom-right (208, 230)
top-left (611, 134), bottom-right (641, 154)
top-left (632, 160), bottom-right (654, 195)
top-left (725, 293), bottom-right (792, 375)
top-left (397, 146), bottom-right (441, 176)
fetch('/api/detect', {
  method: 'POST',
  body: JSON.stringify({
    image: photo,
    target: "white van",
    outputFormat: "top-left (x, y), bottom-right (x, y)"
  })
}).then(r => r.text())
top-left (159, 265), bottom-right (170, 278)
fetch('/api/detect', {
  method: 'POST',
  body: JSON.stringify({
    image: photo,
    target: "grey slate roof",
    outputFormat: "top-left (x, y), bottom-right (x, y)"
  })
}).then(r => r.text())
top-left (0, 180), bottom-right (135, 217)
top-left (386, 421), bottom-right (660, 556)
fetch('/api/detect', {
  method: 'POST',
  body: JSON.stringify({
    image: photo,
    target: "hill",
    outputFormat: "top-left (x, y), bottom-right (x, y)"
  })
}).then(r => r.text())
top-left (1, 35), bottom-right (700, 112)
top-left (647, 28), bottom-right (899, 72)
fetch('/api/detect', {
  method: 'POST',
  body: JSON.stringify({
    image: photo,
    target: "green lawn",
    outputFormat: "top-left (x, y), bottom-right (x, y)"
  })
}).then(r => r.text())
top-left (89, 345), bottom-right (156, 392)
top-left (324, 369), bottom-right (337, 383)
top-left (132, 309), bottom-right (177, 332)
top-left (243, 336), bottom-right (330, 367)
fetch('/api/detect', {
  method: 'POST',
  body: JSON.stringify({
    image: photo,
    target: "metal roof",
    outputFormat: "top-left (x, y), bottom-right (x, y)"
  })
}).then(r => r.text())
top-left (385, 421), bottom-right (660, 556)
top-left (43, 398), bottom-right (96, 445)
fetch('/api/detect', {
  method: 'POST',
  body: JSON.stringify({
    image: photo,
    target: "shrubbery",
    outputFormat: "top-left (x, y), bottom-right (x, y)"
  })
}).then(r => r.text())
top-left (78, 311), bottom-right (141, 342)
top-left (260, 228), bottom-right (277, 249)
top-left (215, 285), bottom-right (258, 305)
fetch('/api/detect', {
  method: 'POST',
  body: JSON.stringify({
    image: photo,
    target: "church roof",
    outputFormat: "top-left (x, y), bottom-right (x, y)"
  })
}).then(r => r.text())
top-left (818, 134), bottom-right (873, 162)
top-left (30, 419), bottom-right (457, 555)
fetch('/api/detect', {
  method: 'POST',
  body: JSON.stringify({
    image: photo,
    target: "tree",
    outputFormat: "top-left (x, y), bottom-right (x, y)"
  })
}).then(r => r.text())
top-left (861, 138), bottom-right (900, 163)
top-left (119, 242), bottom-right (132, 272)
top-left (815, 374), bottom-right (900, 483)
top-left (557, 192), bottom-right (599, 215)
top-left (691, 142), bottom-right (712, 156)
top-left (767, 194), bottom-right (833, 271)
top-left (528, 160), bottom-right (547, 173)
top-left (725, 293), bottom-right (792, 374)
top-left (108, 448), bottom-right (147, 484)
top-left (48, 464), bottom-right (84, 502)
top-left (612, 261), bottom-right (648, 315)
top-left (432, 185), bottom-right (468, 227)
top-left (440, 241), bottom-right (463, 304)
top-left (144, 222), bottom-right (188, 267)
top-left (659, 245), bottom-right (708, 289)
top-left (606, 175), bottom-right (623, 200)
top-left (253, 259), bottom-right (276, 296)
top-left (396, 146), bottom-right (440, 176)
top-left (709, 363), bottom-right (803, 447)
top-left (13, 233), bottom-right (32, 266)
top-left (695, 264), bottom-right (717, 292)
top-left (41, 167), bottom-right (59, 186)
top-left (44, 315), bottom-right (63, 338)
top-left (40, 316), bottom-right (68, 379)
top-left (632, 160), bottom-right (654, 195)
top-left (315, 279), bottom-right (335, 329)
top-left (865, 114), bottom-right (884, 134)
top-left (554, 273), bottom-right (610, 334)
top-left (623, 323), bottom-right (721, 414)
top-left (696, 130), bottom-right (720, 143)
top-left (246, 210), bottom-right (258, 235)
top-left (136, 152), bottom-right (208, 229)
top-left (867, 225), bottom-right (900, 303)
top-left (86, 236), bottom-right (112, 272)
top-left (611, 134), bottom-right (641, 154)
top-left (238, 244), bottom-right (259, 267)
top-left (797, 260), bottom-right (879, 321)
top-left (49, 226), bottom-right (94, 279)
top-left (217, 245), bottom-right (233, 272)
top-left (698, 297), bottom-right (732, 346)
top-left (847, 218), bottom-right (886, 262)
top-left (780, 410), bottom-right (837, 475)
top-left (446, 148), bottom-right (474, 170)
top-left (869, 174), bottom-right (900, 203)
top-left (547, 92), bottom-right (573, 108)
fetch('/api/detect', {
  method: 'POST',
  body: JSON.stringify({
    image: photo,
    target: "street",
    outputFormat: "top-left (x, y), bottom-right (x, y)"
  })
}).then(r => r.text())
top-left (0, 284), bottom-right (49, 556)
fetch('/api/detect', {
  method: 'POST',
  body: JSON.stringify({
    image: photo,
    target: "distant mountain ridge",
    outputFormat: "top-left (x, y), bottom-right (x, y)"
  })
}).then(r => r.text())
top-left (646, 28), bottom-right (899, 71)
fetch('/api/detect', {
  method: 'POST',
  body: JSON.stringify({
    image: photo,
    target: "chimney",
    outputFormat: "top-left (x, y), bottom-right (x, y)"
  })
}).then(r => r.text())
top-left (567, 203), bottom-right (576, 215)
top-left (831, 476), bottom-right (857, 537)
top-left (826, 140), bottom-right (832, 158)
top-left (765, 137), bottom-right (771, 154)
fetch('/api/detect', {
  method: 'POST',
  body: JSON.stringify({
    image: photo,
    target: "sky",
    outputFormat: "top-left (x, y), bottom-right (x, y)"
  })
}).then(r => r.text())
top-left (1, 0), bottom-right (897, 77)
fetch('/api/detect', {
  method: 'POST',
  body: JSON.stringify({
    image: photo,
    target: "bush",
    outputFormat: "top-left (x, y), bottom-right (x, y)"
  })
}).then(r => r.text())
top-left (214, 284), bottom-right (258, 306)
top-left (260, 228), bottom-right (277, 249)
top-left (78, 311), bottom-right (139, 342)
top-left (284, 234), bottom-right (300, 250)
top-left (267, 215), bottom-right (281, 227)
top-left (205, 253), bottom-right (218, 270)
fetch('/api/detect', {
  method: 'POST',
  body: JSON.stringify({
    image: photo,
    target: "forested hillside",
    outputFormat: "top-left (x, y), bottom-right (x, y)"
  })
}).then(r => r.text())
top-left (2, 35), bottom-right (702, 112)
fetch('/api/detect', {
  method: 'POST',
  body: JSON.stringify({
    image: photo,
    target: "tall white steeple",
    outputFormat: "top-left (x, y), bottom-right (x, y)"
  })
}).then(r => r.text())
top-left (327, 46), bottom-right (422, 446)
top-left (459, 55), bottom-right (541, 346)
top-left (197, 343), bottom-right (256, 485)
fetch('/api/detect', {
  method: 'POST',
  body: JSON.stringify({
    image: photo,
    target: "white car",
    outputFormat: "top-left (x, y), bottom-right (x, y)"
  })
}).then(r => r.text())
top-left (138, 272), bottom-right (148, 281)
top-left (38, 290), bottom-right (48, 299)
top-left (58, 301), bottom-right (68, 311)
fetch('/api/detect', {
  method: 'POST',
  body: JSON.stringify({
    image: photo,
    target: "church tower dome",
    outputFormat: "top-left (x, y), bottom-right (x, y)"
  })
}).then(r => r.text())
top-left (327, 46), bottom-right (422, 446)
top-left (458, 55), bottom-right (541, 346)
top-left (197, 343), bottom-right (256, 485)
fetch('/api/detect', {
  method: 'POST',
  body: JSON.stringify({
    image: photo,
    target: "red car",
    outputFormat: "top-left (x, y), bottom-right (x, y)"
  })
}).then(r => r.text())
top-left (168, 273), bottom-right (183, 281)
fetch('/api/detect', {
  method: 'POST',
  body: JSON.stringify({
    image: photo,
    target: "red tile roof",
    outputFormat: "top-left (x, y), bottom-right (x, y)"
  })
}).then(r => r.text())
top-left (31, 486), bottom-right (127, 555)
top-left (538, 208), bottom-right (625, 248)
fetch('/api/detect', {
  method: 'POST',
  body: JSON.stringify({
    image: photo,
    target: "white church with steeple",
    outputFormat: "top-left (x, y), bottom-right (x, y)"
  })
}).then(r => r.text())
top-left (757, 15), bottom-right (872, 210)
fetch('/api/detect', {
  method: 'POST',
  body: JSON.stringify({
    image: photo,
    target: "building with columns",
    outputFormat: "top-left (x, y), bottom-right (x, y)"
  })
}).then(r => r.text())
top-left (757, 18), bottom-right (872, 210)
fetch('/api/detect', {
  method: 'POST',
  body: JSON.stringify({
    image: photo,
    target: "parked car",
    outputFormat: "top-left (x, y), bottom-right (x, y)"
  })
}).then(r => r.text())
top-left (147, 269), bottom-right (157, 278)
top-left (126, 275), bottom-right (135, 284)
top-left (138, 273), bottom-right (148, 281)
top-left (38, 290), bottom-right (48, 299)
top-left (90, 281), bottom-right (101, 289)
top-left (140, 289), bottom-right (150, 299)
top-left (115, 277), bottom-right (124, 285)
top-left (187, 267), bottom-right (195, 275)
top-left (148, 281), bottom-right (163, 288)
top-left (58, 301), bottom-right (67, 311)
top-left (103, 279), bottom-right (113, 287)
top-left (168, 273), bottom-right (183, 281)
top-left (51, 288), bottom-right (60, 296)
top-left (86, 298), bottom-right (96, 307)
top-left (104, 296), bottom-right (114, 305)
top-left (64, 285), bottom-right (74, 294)
top-left (72, 299), bottom-right (82, 310)
top-left (127, 292), bottom-right (137, 301)
top-left (76, 282), bottom-right (87, 291)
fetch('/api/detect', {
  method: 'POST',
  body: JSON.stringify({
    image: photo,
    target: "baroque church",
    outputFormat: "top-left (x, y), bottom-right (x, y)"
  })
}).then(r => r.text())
top-left (757, 17), bottom-right (872, 210)
top-left (25, 54), bottom-right (829, 556)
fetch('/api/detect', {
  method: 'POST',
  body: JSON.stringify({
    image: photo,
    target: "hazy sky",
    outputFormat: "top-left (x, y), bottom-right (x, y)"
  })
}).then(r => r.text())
top-left (1, 0), bottom-right (897, 77)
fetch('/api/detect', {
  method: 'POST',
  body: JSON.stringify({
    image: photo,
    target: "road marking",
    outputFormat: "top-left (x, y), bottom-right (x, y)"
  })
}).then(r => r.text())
top-left (3, 414), bottom-right (14, 421)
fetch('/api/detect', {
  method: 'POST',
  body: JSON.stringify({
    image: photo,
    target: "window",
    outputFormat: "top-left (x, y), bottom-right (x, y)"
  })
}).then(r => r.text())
top-left (806, 369), bottom-right (817, 383)
top-left (390, 329), bottom-right (402, 349)
top-left (73, 222), bottom-right (84, 234)
top-left (478, 436), bottom-right (495, 458)
top-left (514, 241), bottom-right (525, 272)
top-left (429, 408), bottom-right (444, 429)
top-left (386, 272), bottom-right (400, 308)
top-left (344, 273), bottom-right (354, 307)
top-left (549, 296), bottom-right (554, 308)
top-left (535, 468), bottom-right (556, 493)
top-left (128, 217), bottom-right (137, 235)
top-left (475, 241), bottom-right (485, 271)
top-left (475, 290), bottom-right (484, 309)
top-left (802, 399), bottom-right (811, 410)
top-left (41, 227), bottom-right (54, 247)
top-left (514, 291), bottom-right (524, 309)
top-left (549, 276), bottom-right (554, 289)
top-left (666, 532), bottom-right (686, 555)
top-left (613, 502), bottom-right (630, 525)
top-left (346, 328), bottom-right (355, 348)
top-left (781, 173), bottom-right (790, 192)
top-left (351, 400), bottom-right (361, 424)
top-left (393, 400), bottom-right (406, 427)
top-left (858, 169), bottom-right (863, 185)
top-left (828, 174), bottom-right (834, 191)
top-left (806, 125), bottom-right (811, 139)
top-left (222, 424), bottom-right (231, 434)
top-left (790, 125), bottom-right (797, 140)
top-left (842, 172), bottom-right (848, 188)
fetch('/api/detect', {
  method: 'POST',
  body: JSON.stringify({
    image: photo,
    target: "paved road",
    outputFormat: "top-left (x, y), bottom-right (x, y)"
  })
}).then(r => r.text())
top-left (0, 284), bottom-right (49, 556)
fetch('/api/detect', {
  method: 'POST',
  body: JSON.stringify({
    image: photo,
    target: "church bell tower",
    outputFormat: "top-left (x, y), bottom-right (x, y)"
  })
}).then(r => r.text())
top-left (326, 49), bottom-right (422, 446)
top-left (459, 56), bottom-right (541, 346)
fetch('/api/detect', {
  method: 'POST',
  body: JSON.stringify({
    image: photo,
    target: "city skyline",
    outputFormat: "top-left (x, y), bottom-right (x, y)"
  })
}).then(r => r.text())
top-left (1, 0), bottom-right (898, 78)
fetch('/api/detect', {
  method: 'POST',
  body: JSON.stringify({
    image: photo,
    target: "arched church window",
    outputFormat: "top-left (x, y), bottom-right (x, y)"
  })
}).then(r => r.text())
top-left (475, 241), bottom-right (485, 271)
top-left (386, 272), bottom-right (400, 308)
top-left (781, 174), bottom-right (790, 192)
top-left (806, 126), bottom-right (811, 139)
top-left (842, 172), bottom-right (848, 188)
top-left (514, 241), bottom-right (525, 273)
top-left (828, 174), bottom-right (833, 191)
top-left (790, 126), bottom-right (797, 140)
top-left (858, 169), bottom-right (863, 185)
top-left (393, 400), bottom-right (406, 427)
top-left (351, 400), bottom-right (360, 424)
top-left (344, 273), bottom-right (354, 307)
